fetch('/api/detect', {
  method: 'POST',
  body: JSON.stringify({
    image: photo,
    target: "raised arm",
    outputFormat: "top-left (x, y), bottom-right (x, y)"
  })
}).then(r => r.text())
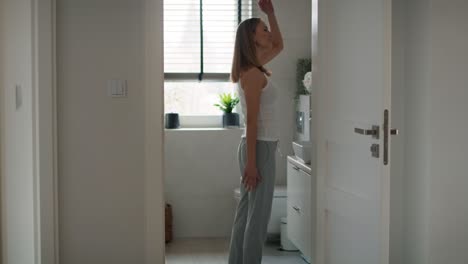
top-left (258, 0), bottom-right (284, 65)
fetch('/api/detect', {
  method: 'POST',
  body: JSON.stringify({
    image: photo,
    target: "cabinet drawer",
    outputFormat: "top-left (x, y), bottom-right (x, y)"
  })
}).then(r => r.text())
top-left (299, 169), bottom-right (313, 263)
top-left (287, 195), bottom-right (305, 251)
top-left (287, 161), bottom-right (307, 251)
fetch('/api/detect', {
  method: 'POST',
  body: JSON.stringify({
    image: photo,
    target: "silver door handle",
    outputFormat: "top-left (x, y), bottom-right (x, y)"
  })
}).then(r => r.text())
top-left (292, 206), bottom-right (301, 213)
top-left (383, 111), bottom-right (399, 165)
top-left (354, 125), bottom-right (380, 139)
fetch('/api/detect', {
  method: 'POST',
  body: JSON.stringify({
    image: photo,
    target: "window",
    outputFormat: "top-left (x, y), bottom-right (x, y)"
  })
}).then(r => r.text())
top-left (164, 0), bottom-right (258, 119)
top-left (164, 0), bottom-right (258, 80)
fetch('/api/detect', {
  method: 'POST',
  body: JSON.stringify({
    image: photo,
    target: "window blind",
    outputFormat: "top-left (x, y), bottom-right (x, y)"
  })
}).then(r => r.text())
top-left (164, 0), bottom-right (258, 80)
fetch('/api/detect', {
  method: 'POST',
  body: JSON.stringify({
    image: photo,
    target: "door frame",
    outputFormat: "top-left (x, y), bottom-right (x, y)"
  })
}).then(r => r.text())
top-left (32, 0), bottom-right (59, 263)
top-left (142, 0), bottom-right (166, 263)
top-left (32, 0), bottom-right (165, 263)
top-left (35, 0), bottom-right (398, 263)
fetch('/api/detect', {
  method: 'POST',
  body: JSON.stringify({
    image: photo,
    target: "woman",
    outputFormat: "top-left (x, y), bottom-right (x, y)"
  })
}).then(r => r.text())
top-left (228, 0), bottom-right (283, 263)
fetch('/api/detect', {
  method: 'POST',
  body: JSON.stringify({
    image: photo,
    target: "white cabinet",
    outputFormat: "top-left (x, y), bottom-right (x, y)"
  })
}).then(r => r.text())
top-left (287, 156), bottom-right (314, 263)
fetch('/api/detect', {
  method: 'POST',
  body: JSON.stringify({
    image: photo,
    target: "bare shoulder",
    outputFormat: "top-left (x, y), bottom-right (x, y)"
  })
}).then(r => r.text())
top-left (240, 67), bottom-right (267, 92)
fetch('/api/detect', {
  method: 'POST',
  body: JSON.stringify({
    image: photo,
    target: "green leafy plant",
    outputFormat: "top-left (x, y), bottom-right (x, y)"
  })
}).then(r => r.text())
top-left (214, 93), bottom-right (240, 113)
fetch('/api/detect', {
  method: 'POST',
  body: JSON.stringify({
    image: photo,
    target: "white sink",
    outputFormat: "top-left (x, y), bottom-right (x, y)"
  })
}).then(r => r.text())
top-left (292, 141), bottom-right (312, 164)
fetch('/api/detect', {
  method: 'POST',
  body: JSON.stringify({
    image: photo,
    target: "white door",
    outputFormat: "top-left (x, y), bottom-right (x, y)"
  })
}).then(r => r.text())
top-left (317, 0), bottom-right (393, 263)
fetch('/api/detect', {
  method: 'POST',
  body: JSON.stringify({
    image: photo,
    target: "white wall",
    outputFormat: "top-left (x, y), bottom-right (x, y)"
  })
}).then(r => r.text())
top-left (265, 0), bottom-right (312, 186)
top-left (402, 1), bottom-right (432, 263)
top-left (402, 0), bottom-right (468, 263)
top-left (164, 0), bottom-right (311, 238)
top-left (57, 0), bottom-right (147, 263)
top-left (164, 129), bottom-right (243, 238)
top-left (429, 0), bottom-right (468, 262)
top-left (0, 0), bottom-right (36, 263)
top-left (263, 0), bottom-right (312, 156)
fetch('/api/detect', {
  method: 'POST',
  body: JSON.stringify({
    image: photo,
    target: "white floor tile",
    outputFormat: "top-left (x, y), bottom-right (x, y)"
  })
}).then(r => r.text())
top-left (165, 237), bottom-right (307, 264)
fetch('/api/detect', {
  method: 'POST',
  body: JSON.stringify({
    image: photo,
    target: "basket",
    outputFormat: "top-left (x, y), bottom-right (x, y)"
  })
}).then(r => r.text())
top-left (165, 203), bottom-right (173, 243)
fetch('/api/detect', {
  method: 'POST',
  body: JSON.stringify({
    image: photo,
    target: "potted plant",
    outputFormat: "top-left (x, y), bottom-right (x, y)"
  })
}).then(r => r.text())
top-left (214, 92), bottom-right (240, 128)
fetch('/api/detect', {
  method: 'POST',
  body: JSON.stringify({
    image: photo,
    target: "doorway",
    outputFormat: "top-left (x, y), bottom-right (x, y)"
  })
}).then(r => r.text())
top-left (162, 0), bottom-right (313, 263)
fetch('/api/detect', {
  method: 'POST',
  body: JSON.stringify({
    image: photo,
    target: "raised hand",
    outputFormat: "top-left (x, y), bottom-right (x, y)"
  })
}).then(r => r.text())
top-left (258, 0), bottom-right (274, 15)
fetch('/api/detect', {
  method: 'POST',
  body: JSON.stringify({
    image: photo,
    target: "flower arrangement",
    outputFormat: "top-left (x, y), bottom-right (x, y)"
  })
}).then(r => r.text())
top-left (302, 71), bottom-right (312, 94)
top-left (296, 58), bottom-right (311, 98)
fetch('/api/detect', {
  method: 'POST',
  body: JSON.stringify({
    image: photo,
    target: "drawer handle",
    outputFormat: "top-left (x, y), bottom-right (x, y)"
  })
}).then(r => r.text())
top-left (292, 205), bottom-right (301, 213)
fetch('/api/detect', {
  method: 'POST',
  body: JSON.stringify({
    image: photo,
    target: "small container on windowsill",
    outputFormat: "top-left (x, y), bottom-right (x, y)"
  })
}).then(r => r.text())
top-left (165, 113), bottom-right (180, 129)
top-left (222, 112), bottom-right (239, 128)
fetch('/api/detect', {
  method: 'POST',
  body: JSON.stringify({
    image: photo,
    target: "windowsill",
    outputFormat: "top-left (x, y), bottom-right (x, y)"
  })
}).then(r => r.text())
top-left (165, 127), bottom-right (243, 132)
top-left (163, 115), bottom-right (244, 130)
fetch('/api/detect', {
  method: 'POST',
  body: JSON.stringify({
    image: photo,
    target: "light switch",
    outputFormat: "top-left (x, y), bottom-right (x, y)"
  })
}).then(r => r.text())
top-left (107, 79), bottom-right (128, 97)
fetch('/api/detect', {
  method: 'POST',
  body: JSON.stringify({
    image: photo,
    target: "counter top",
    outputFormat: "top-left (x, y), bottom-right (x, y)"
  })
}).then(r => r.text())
top-left (287, 155), bottom-right (312, 175)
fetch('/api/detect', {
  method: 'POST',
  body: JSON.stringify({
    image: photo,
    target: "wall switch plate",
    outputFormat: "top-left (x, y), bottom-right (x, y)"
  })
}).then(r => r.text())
top-left (107, 79), bottom-right (128, 97)
top-left (15, 85), bottom-right (22, 110)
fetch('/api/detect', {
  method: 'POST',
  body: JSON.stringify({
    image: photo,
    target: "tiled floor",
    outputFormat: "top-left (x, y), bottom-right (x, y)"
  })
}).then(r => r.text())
top-left (165, 237), bottom-right (308, 264)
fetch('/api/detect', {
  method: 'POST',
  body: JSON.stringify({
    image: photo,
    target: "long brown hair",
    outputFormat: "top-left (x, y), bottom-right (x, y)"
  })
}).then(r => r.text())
top-left (230, 18), bottom-right (270, 83)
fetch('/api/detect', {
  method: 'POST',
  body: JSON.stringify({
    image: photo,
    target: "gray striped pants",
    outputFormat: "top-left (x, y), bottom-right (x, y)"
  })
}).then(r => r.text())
top-left (228, 138), bottom-right (278, 264)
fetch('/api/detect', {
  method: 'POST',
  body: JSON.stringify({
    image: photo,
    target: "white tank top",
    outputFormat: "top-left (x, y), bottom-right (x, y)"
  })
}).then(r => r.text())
top-left (237, 77), bottom-right (279, 141)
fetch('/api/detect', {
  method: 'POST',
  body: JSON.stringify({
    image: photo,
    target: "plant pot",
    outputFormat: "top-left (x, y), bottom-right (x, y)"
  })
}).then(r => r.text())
top-left (222, 113), bottom-right (239, 128)
top-left (165, 113), bottom-right (180, 129)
